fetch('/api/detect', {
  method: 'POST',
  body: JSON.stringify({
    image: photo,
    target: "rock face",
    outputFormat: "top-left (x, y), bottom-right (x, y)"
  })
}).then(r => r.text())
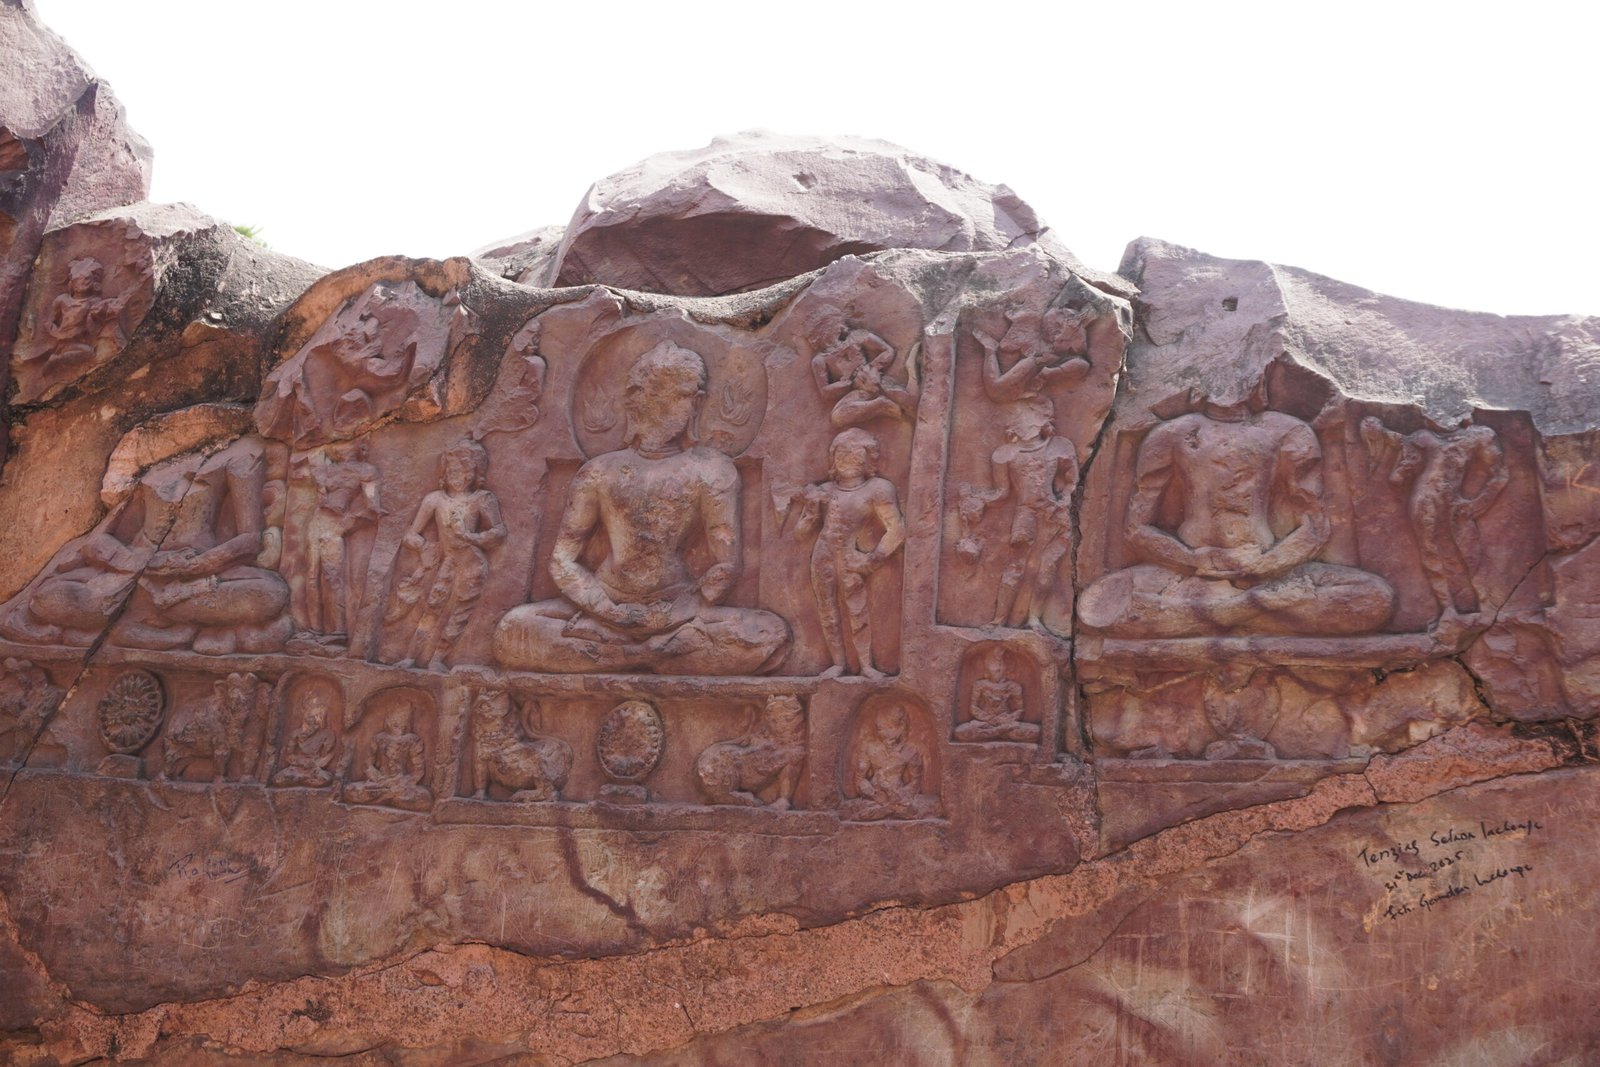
top-left (1, 0), bottom-right (155, 463)
top-left (1, 13), bottom-right (1599, 1067)
top-left (549, 131), bottom-right (1081, 296)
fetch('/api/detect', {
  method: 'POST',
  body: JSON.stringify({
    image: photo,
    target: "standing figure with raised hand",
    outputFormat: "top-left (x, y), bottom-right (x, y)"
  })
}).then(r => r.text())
top-left (959, 395), bottom-right (1078, 629)
top-left (795, 428), bottom-right (906, 678)
top-left (386, 439), bottom-right (506, 671)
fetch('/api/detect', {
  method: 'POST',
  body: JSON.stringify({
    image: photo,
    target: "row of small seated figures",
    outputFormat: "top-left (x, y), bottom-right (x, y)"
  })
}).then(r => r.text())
top-left (28, 666), bottom-right (943, 822)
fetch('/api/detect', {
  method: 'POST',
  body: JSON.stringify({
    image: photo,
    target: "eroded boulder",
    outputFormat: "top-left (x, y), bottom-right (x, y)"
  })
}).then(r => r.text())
top-left (548, 130), bottom-right (1098, 296)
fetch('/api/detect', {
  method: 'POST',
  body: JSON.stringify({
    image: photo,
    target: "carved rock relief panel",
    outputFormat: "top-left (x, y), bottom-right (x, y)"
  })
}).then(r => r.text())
top-left (938, 254), bottom-right (1129, 635)
top-left (0, 232), bottom-right (1587, 1020)
top-left (10, 215), bottom-right (157, 404)
top-left (7, 26), bottom-right (1597, 1042)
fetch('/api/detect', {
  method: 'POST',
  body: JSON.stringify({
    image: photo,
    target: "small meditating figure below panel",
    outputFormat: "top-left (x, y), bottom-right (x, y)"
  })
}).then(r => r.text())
top-left (1079, 401), bottom-right (1394, 639)
top-left (955, 646), bottom-right (1041, 743)
top-left (494, 341), bottom-right (789, 675)
top-left (840, 699), bottom-right (939, 821)
top-left (342, 691), bottom-right (433, 812)
top-left (272, 684), bottom-right (339, 789)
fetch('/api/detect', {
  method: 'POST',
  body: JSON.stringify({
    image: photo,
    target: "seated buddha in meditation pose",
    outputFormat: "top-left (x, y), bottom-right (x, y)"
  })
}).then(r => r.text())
top-left (1077, 397), bottom-right (1394, 639)
top-left (493, 341), bottom-right (790, 675)
top-left (1, 437), bottom-right (292, 654)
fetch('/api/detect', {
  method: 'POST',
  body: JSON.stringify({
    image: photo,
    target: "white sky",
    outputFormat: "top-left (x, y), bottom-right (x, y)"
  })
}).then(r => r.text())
top-left (31, 0), bottom-right (1599, 317)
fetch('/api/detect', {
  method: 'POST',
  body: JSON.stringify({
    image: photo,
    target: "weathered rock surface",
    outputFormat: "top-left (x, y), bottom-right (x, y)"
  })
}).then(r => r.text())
top-left (0, 1), bottom-right (152, 227)
top-left (547, 131), bottom-right (1111, 297)
top-left (1, 10), bottom-right (1598, 1065)
top-left (1, 0), bottom-right (154, 465)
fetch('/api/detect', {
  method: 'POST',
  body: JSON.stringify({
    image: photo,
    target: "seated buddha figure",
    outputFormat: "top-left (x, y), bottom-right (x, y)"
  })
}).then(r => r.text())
top-left (1078, 398), bottom-right (1394, 639)
top-left (1, 437), bottom-right (292, 654)
top-left (494, 341), bottom-right (790, 675)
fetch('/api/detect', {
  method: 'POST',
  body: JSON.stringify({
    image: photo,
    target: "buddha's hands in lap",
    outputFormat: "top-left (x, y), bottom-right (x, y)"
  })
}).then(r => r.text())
top-left (147, 547), bottom-right (212, 579)
top-left (1192, 544), bottom-right (1303, 583)
top-left (592, 591), bottom-right (700, 637)
top-left (1192, 545), bottom-right (1266, 581)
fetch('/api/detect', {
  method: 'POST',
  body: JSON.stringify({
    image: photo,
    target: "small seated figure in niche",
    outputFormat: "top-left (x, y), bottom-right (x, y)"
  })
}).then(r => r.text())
top-left (342, 706), bottom-right (432, 811)
top-left (493, 341), bottom-right (790, 675)
top-left (795, 428), bottom-right (906, 679)
top-left (957, 395), bottom-right (1078, 630)
top-left (840, 702), bottom-right (938, 821)
top-left (956, 648), bottom-right (1040, 743)
top-left (385, 440), bottom-right (507, 671)
top-left (468, 691), bottom-right (572, 802)
top-left (1360, 416), bottom-right (1508, 636)
top-left (16, 256), bottom-right (148, 377)
top-left (271, 690), bottom-right (338, 788)
top-left (695, 695), bottom-right (807, 809)
top-left (973, 300), bottom-right (1091, 404)
top-left (810, 311), bottom-right (919, 428)
top-left (1078, 395), bottom-right (1395, 638)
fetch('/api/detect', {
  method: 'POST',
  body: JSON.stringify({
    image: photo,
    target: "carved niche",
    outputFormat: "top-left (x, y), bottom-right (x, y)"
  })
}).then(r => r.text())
top-left (463, 690), bottom-right (571, 803)
top-left (939, 260), bottom-right (1129, 635)
top-left (839, 692), bottom-right (940, 821)
top-left (0, 436), bottom-right (293, 656)
top-left (270, 673), bottom-right (345, 789)
top-left (340, 685), bottom-right (437, 812)
top-left (10, 220), bottom-right (156, 404)
top-left (694, 695), bottom-right (808, 809)
top-left (380, 439), bottom-right (506, 671)
top-left (595, 699), bottom-right (666, 804)
top-left (953, 643), bottom-right (1042, 745)
top-left (158, 672), bottom-right (269, 783)
top-left (492, 306), bottom-right (789, 677)
top-left (0, 658), bottom-right (64, 766)
top-left (1074, 367), bottom-right (1540, 771)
